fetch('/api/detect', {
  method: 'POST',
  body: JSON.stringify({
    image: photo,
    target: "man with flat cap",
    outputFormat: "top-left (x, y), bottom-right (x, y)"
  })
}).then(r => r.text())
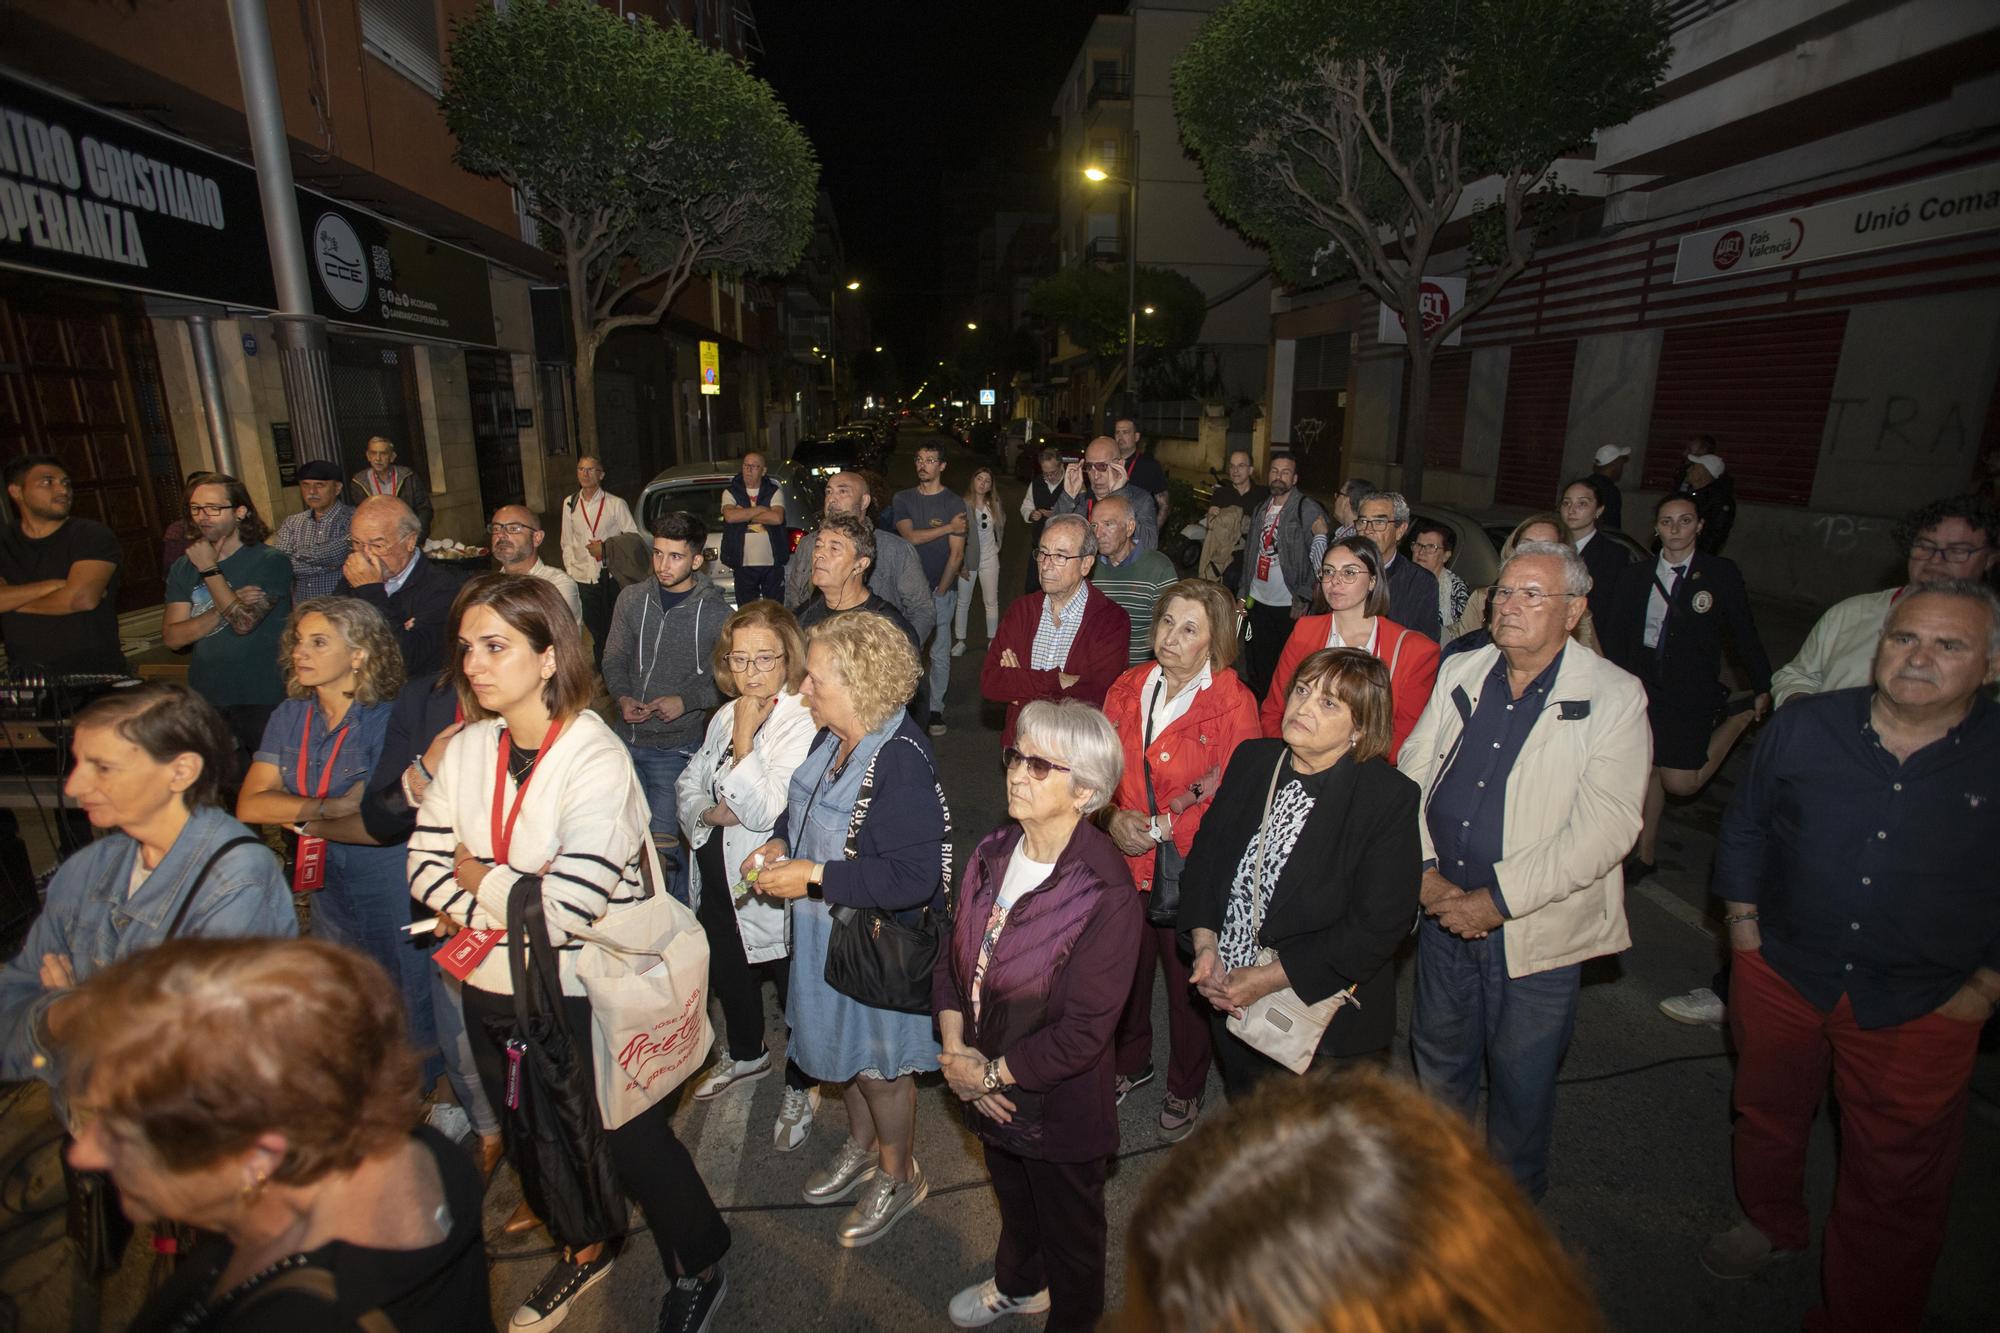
top-left (270, 460), bottom-right (354, 602)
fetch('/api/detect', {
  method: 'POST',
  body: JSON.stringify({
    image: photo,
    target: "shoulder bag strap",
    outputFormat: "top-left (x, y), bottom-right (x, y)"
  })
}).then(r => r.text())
top-left (1386, 626), bottom-right (1406, 678)
top-left (231, 1263), bottom-right (399, 1331)
top-left (163, 836), bottom-right (269, 941)
top-left (1243, 755), bottom-right (1288, 942)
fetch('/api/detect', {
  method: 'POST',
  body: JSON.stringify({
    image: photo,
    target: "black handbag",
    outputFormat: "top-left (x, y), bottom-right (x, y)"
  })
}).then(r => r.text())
top-left (820, 735), bottom-right (951, 1015)
top-left (1140, 677), bottom-right (1184, 928)
top-left (482, 877), bottom-right (626, 1249)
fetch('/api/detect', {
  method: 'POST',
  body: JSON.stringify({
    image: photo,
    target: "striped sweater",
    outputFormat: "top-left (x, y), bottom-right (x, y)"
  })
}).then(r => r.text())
top-left (408, 709), bottom-right (651, 996)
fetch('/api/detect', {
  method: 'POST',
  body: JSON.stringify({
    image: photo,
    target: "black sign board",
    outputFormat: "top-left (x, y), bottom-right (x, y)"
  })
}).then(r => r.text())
top-left (270, 421), bottom-right (296, 487)
top-left (298, 195), bottom-right (494, 345)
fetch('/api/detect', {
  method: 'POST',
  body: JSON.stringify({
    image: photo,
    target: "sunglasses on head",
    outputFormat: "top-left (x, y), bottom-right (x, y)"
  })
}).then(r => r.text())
top-left (1001, 747), bottom-right (1071, 780)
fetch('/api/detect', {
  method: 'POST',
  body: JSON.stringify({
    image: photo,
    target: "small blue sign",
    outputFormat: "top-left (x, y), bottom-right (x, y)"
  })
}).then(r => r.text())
top-left (242, 334), bottom-right (258, 356)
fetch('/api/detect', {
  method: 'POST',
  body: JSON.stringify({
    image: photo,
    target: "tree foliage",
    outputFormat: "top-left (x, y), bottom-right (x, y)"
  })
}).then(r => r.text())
top-left (1175, 0), bottom-right (1670, 489)
top-left (1027, 264), bottom-right (1207, 362)
top-left (442, 0), bottom-right (817, 446)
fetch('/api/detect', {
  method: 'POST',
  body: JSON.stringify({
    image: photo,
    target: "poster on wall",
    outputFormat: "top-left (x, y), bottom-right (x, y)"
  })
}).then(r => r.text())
top-left (297, 193), bottom-right (495, 345)
top-left (1375, 276), bottom-right (1465, 346)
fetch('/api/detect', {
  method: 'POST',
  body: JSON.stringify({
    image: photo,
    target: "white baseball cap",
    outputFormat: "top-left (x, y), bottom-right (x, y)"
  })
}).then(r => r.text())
top-left (1593, 445), bottom-right (1631, 466)
top-left (1686, 451), bottom-right (1726, 478)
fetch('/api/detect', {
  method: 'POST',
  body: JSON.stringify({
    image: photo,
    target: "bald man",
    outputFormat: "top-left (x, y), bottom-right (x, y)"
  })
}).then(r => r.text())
top-left (489, 504), bottom-right (581, 623)
top-left (1052, 435), bottom-right (1158, 553)
top-left (720, 450), bottom-right (788, 605)
top-left (334, 496), bottom-right (465, 678)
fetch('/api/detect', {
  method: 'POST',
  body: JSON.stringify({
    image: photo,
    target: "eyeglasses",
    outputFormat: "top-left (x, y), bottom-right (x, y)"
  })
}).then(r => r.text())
top-left (1910, 541), bottom-right (1989, 563)
top-left (1084, 461), bottom-right (1117, 473)
top-left (349, 537), bottom-right (399, 554)
top-left (1411, 541), bottom-right (1446, 555)
top-left (1353, 516), bottom-right (1395, 530)
top-left (1487, 586), bottom-right (1575, 607)
top-left (724, 652), bottom-right (783, 672)
top-left (488, 522), bottom-right (535, 536)
top-left (1318, 564), bottom-right (1369, 583)
top-left (1034, 548), bottom-right (1087, 564)
top-left (1002, 747), bottom-right (1072, 780)
top-left (187, 503), bottom-right (233, 518)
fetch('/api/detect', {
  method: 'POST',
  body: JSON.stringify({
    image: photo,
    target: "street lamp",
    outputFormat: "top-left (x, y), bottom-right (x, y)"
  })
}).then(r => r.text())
top-left (1083, 132), bottom-right (1139, 427)
top-left (1143, 305), bottom-right (1156, 315)
top-left (830, 279), bottom-right (860, 426)
top-left (966, 322), bottom-right (978, 331)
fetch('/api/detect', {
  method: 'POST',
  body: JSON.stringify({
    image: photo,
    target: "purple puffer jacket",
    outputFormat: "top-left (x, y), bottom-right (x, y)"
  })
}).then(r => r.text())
top-left (933, 819), bottom-right (1142, 1162)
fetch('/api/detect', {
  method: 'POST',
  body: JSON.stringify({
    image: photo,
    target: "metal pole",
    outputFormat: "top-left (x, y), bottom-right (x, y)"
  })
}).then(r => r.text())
top-left (1125, 131), bottom-right (1140, 427)
top-left (226, 0), bottom-right (342, 466)
top-left (829, 288), bottom-right (840, 427)
top-left (185, 313), bottom-right (238, 474)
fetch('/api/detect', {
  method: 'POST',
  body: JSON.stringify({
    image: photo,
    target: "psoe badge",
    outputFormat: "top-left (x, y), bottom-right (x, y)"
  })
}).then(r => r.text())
top-left (1692, 590), bottom-right (1714, 614)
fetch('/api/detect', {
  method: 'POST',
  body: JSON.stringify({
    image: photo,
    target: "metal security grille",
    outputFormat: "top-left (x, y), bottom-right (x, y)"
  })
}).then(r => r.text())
top-left (328, 336), bottom-right (427, 488)
top-left (1493, 340), bottom-right (1579, 507)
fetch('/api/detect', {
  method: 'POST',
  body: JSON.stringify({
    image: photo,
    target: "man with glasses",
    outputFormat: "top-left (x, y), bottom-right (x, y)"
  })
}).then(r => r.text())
top-left (1401, 542), bottom-right (1650, 1200)
top-left (269, 460), bottom-right (354, 602)
top-left (1053, 436), bottom-right (1158, 554)
top-left (980, 514), bottom-right (1130, 746)
top-left (1236, 452), bottom-right (1329, 697)
top-left (346, 436), bottom-right (433, 541)
top-left (162, 475), bottom-right (293, 759)
top-left (490, 504), bottom-right (581, 623)
top-left (334, 496), bottom-right (463, 679)
top-left (560, 456), bottom-right (638, 670)
top-left (1356, 492), bottom-right (1442, 642)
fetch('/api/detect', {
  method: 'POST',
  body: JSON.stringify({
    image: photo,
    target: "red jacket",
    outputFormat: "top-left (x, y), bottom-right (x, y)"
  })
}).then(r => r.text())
top-left (980, 585), bottom-right (1130, 746)
top-left (1258, 615), bottom-right (1440, 763)
top-left (1103, 663), bottom-right (1262, 893)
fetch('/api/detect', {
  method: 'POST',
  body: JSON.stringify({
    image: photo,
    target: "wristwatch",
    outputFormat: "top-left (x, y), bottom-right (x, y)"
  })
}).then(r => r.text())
top-left (981, 1059), bottom-right (1003, 1093)
top-left (806, 861), bottom-right (825, 900)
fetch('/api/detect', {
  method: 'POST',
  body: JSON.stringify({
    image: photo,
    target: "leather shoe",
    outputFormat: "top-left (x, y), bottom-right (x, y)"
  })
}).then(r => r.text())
top-left (477, 1134), bottom-right (506, 1180)
top-left (503, 1198), bottom-right (542, 1235)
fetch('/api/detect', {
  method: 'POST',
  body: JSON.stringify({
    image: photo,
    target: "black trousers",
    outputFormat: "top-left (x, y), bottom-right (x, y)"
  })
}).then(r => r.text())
top-left (986, 1144), bottom-right (1107, 1332)
top-left (1208, 1008), bottom-right (1388, 1100)
top-left (579, 576), bottom-right (617, 671)
top-left (1240, 599), bottom-right (1295, 700)
top-left (693, 833), bottom-right (812, 1090)
top-left (463, 986), bottom-right (731, 1273)
top-left (732, 564), bottom-right (785, 607)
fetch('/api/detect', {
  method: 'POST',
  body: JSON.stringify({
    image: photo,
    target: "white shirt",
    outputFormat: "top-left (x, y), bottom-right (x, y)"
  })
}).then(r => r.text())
top-left (1248, 497), bottom-right (1291, 607)
top-left (560, 489), bottom-right (639, 584)
top-left (972, 844), bottom-right (1056, 1019)
top-left (1142, 662), bottom-right (1212, 740)
top-left (384, 552), bottom-right (419, 597)
top-left (1322, 618), bottom-right (1379, 653)
top-left (1643, 551), bottom-right (1691, 650)
top-left (523, 560), bottom-right (584, 624)
top-left (1574, 529), bottom-right (1598, 553)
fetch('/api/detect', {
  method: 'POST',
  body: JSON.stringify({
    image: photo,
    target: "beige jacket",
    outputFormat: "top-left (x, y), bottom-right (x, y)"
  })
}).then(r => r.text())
top-left (1400, 643), bottom-right (1652, 978)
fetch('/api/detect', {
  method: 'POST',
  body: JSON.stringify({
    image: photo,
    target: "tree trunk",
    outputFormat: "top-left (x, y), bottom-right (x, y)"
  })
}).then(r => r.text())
top-left (574, 334), bottom-right (601, 460)
top-left (1400, 338), bottom-right (1433, 501)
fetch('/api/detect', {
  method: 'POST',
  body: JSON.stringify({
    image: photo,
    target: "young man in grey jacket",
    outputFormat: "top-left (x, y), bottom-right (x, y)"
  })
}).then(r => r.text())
top-left (602, 510), bottom-right (730, 904)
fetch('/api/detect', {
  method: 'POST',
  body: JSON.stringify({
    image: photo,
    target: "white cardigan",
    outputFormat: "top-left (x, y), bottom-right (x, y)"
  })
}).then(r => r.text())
top-left (676, 691), bottom-right (817, 964)
top-left (409, 709), bottom-right (651, 995)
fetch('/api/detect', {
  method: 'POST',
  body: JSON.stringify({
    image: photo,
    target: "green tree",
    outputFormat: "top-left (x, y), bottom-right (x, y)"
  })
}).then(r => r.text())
top-left (1027, 264), bottom-right (1208, 412)
top-left (442, 0), bottom-right (817, 454)
top-left (1176, 0), bottom-right (1669, 495)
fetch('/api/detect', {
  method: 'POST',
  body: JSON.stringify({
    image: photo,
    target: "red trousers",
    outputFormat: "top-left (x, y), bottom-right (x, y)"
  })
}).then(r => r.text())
top-left (1728, 948), bottom-right (1982, 1333)
top-left (1113, 923), bottom-right (1213, 1101)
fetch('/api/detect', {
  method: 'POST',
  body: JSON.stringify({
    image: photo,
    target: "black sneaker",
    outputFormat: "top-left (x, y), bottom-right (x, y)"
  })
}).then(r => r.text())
top-left (1114, 1065), bottom-right (1155, 1105)
top-left (513, 1247), bottom-right (616, 1330)
top-left (658, 1269), bottom-right (727, 1333)
top-left (927, 712), bottom-right (947, 736)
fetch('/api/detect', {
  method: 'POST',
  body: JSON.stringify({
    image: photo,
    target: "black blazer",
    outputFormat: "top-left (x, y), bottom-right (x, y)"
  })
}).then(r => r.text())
top-left (1179, 739), bottom-right (1421, 1056)
top-left (1577, 530), bottom-right (1633, 629)
top-left (1602, 550), bottom-right (1771, 710)
top-left (1383, 555), bottom-right (1443, 641)
top-left (336, 553), bottom-right (468, 680)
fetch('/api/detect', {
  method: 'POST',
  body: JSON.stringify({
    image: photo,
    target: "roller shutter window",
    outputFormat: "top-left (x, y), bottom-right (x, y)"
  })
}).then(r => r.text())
top-left (361, 0), bottom-right (442, 95)
top-left (1493, 340), bottom-right (1578, 507)
top-left (1644, 312), bottom-right (1848, 507)
top-left (1415, 348), bottom-right (1473, 472)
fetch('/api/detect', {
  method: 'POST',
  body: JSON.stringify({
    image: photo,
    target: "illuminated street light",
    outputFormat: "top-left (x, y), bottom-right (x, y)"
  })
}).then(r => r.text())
top-left (845, 280), bottom-right (861, 291)
top-left (1143, 305), bottom-right (1156, 315)
top-left (1082, 144), bottom-right (1141, 419)
top-left (966, 322), bottom-right (978, 331)
top-left (874, 345), bottom-right (883, 353)
top-left (1083, 166), bottom-right (1109, 182)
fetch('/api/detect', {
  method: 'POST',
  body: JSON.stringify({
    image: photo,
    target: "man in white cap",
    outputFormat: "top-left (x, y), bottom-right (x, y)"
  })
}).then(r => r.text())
top-left (1587, 445), bottom-right (1630, 531)
top-left (1679, 436), bottom-right (1736, 555)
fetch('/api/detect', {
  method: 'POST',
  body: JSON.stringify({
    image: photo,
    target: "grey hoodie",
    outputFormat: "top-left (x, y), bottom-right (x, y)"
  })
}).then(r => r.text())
top-left (601, 572), bottom-right (729, 750)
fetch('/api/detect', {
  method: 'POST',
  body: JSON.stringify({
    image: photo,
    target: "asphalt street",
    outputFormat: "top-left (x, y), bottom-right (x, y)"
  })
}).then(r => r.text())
top-left (4, 429), bottom-right (1993, 1332)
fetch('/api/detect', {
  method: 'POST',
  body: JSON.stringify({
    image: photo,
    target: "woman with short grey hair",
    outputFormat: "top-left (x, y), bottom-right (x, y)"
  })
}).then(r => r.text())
top-left (934, 699), bottom-right (1144, 1330)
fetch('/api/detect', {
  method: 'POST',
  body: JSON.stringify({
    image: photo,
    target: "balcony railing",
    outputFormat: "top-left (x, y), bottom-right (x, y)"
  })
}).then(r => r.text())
top-left (1663, 0), bottom-right (1739, 34)
top-left (1084, 236), bottom-right (1125, 265)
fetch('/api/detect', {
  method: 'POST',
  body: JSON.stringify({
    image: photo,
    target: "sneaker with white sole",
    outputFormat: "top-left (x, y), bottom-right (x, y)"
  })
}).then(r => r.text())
top-left (803, 1135), bottom-right (878, 1204)
top-left (1659, 987), bottom-right (1727, 1026)
top-left (424, 1100), bottom-right (472, 1143)
top-left (950, 640), bottom-right (967, 657)
top-left (511, 1248), bottom-right (616, 1330)
top-left (1114, 1065), bottom-right (1155, 1105)
top-left (657, 1268), bottom-right (727, 1333)
top-left (838, 1160), bottom-right (927, 1248)
top-left (1157, 1094), bottom-right (1201, 1142)
top-left (773, 1084), bottom-right (820, 1152)
top-left (692, 1050), bottom-right (772, 1100)
top-left (949, 1277), bottom-right (1052, 1327)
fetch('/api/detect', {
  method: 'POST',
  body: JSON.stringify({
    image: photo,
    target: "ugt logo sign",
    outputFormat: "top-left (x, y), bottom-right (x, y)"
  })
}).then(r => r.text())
top-left (1393, 281), bottom-right (1453, 337)
top-left (1711, 230), bottom-right (1745, 271)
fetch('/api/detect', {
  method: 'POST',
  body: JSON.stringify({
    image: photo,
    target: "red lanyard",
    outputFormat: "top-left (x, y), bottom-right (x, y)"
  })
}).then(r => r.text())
top-left (370, 469), bottom-right (394, 495)
top-left (581, 493), bottom-right (606, 538)
top-left (297, 709), bottom-right (352, 800)
top-left (490, 716), bottom-right (565, 865)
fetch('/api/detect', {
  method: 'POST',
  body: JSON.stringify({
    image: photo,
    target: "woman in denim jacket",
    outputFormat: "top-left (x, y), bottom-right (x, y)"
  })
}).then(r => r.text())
top-left (0, 683), bottom-right (292, 1083)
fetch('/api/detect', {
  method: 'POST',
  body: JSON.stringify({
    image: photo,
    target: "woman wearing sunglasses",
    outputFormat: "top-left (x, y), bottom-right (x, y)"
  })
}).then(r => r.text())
top-left (935, 699), bottom-right (1142, 1330)
top-left (1256, 539), bottom-right (1441, 762)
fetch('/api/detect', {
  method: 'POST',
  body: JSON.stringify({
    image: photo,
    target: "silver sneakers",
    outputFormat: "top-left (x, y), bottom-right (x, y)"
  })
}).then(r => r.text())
top-left (949, 1277), bottom-right (1051, 1327)
top-left (802, 1135), bottom-right (878, 1204)
top-left (773, 1084), bottom-right (820, 1152)
top-left (837, 1160), bottom-right (927, 1248)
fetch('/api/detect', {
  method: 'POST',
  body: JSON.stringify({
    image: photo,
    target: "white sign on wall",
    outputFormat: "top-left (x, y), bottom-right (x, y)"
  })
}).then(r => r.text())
top-left (978, 388), bottom-right (996, 405)
top-left (1375, 276), bottom-right (1465, 346)
top-left (1673, 162), bottom-right (2000, 284)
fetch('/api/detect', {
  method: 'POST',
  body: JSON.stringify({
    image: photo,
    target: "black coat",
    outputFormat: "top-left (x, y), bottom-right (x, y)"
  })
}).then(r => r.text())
top-left (1682, 473), bottom-right (1737, 555)
top-left (1602, 550), bottom-right (1772, 712)
top-left (1178, 739), bottom-right (1421, 1056)
top-left (1577, 530), bottom-right (1634, 630)
top-left (336, 553), bottom-right (468, 681)
top-left (1383, 555), bottom-right (1443, 641)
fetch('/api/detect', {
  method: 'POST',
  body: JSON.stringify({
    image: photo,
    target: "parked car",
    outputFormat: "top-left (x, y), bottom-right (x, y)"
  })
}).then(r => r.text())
top-left (638, 460), bottom-right (821, 607)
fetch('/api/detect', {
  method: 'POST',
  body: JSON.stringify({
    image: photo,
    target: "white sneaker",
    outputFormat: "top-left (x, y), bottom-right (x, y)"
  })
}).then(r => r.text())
top-left (1659, 987), bottom-right (1726, 1026)
top-left (950, 640), bottom-right (967, 657)
top-left (424, 1101), bottom-right (472, 1143)
top-left (692, 1050), bottom-right (772, 1100)
top-left (949, 1278), bottom-right (1052, 1327)
top-left (773, 1084), bottom-right (820, 1152)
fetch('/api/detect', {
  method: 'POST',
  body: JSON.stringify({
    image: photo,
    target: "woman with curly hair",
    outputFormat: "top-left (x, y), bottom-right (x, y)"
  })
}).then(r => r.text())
top-left (237, 597), bottom-right (431, 1073)
top-left (743, 611), bottom-right (950, 1249)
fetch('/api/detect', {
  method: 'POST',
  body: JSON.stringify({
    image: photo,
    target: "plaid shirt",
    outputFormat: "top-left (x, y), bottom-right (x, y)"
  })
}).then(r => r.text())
top-left (271, 501), bottom-right (353, 601)
top-left (1030, 583), bottom-right (1091, 671)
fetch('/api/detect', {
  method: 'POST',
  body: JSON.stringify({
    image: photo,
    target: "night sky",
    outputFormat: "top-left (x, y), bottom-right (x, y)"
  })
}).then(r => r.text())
top-left (754, 1), bottom-right (1118, 368)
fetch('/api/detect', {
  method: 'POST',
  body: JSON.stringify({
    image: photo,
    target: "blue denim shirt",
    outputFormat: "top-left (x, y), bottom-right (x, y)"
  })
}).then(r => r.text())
top-left (255, 696), bottom-right (395, 800)
top-left (0, 806), bottom-right (295, 1082)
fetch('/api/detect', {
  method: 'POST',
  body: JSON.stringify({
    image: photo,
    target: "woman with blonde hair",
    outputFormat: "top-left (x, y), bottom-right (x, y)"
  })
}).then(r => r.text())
top-left (953, 464), bottom-right (1005, 656)
top-left (1123, 1069), bottom-right (1604, 1332)
top-left (743, 610), bottom-right (950, 1249)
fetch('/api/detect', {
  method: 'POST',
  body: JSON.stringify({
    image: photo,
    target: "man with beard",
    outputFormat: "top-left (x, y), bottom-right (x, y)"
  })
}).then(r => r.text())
top-left (488, 504), bottom-right (581, 623)
top-left (1234, 452), bottom-right (1329, 697)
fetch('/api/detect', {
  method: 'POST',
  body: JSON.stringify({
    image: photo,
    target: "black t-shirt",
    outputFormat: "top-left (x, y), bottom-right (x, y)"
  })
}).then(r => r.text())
top-left (1216, 482), bottom-right (1269, 517)
top-left (1125, 451), bottom-right (1170, 503)
top-left (0, 518), bottom-right (125, 673)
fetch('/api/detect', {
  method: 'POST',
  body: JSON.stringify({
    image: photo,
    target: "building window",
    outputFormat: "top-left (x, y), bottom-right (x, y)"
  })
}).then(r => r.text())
top-left (361, 0), bottom-right (443, 96)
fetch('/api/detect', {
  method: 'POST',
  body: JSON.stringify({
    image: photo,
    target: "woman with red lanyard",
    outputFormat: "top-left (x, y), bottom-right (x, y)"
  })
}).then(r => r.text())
top-left (407, 574), bottom-right (731, 1333)
top-left (237, 597), bottom-right (437, 1083)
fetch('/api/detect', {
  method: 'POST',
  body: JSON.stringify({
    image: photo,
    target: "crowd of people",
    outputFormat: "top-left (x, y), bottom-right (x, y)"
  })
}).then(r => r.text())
top-left (0, 423), bottom-right (1993, 1333)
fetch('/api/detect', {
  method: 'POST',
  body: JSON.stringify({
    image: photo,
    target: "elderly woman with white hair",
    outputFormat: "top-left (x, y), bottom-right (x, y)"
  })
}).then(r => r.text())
top-left (935, 699), bottom-right (1144, 1331)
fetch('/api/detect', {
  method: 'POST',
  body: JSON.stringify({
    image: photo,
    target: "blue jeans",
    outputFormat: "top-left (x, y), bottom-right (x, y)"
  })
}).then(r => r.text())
top-left (314, 841), bottom-right (443, 1088)
top-left (627, 741), bottom-right (696, 904)
top-left (927, 588), bottom-right (957, 717)
top-left (430, 967), bottom-right (499, 1136)
top-left (1409, 924), bottom-right (1581, 1200)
